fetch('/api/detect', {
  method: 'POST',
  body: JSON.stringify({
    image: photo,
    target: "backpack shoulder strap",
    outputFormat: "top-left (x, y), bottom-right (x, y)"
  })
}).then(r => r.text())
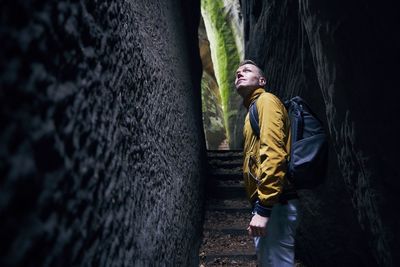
top-left (292, 96), bottom-right (323, 124)
top-left (285, 98), bottom-right (304, 142)
top-left (249, 101), bottom-right (260, 138)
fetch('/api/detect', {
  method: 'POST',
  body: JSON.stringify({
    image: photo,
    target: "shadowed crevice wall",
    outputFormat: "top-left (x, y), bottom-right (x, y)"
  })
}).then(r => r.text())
top-left (242, 0), bottom-right (400, 266)
top-left (0, 0), bottom-right (205, 266)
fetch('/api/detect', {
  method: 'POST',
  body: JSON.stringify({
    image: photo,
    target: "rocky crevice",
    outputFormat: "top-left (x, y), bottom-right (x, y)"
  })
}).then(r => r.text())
top-left (0, 1), bottom-right (205, 266)
top-left (242, 1), bottom-right (400, 266)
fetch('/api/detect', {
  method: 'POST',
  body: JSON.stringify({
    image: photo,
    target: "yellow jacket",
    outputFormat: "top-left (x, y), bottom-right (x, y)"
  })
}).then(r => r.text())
top-left (242, 88), bottom-right (296, 216)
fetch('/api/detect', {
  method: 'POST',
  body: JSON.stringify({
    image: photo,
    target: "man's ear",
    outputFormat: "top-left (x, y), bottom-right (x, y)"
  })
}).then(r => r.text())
top-left (259, 77), bottom-right (266, 87)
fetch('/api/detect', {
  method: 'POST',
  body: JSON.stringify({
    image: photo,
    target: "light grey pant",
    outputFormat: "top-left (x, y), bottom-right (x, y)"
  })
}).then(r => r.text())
top-left (253, 200), bottom-right (299, 267)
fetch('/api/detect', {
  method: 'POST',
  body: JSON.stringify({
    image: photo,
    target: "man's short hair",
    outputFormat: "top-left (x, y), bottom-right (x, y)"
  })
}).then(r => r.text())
top-left (238, 59), bottom-right (265, 78)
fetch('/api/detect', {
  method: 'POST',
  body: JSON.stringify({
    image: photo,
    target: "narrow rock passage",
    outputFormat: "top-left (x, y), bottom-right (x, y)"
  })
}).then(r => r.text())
top-left (199, 150), bottom-right (257, 266)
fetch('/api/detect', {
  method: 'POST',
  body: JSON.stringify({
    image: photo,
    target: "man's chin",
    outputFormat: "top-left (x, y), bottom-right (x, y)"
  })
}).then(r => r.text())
top-left (236, 86), bottom-right (248, 97)
top-left (236, 83), bottom-right (246, 91)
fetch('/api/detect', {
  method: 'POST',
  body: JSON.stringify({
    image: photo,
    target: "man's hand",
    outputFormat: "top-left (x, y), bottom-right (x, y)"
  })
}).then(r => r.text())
top-left (247, 213), bottom-right (269, 237)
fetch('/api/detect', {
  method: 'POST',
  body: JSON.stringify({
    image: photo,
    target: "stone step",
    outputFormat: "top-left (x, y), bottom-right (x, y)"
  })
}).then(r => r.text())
top-left (207, 207), bottom-right (250, 213)
top-left (207, 202), bottom-right (251, 213)
top-left (208, 168), bottom-right (242, 180)
top-left (203, 210), bottom-right (251, 231)
top-left (199, 233), bottom-right (256, 266)
top-left (200, 253), bottom-right (257, 266)
top-left (207, 150), bottom-right (243, 161)
top-left (208, 158), bottom-right (243, 168)
top-left (207, 183), bottom-right (246, 199)
top-left (203, 228), bottom-right (248, 236)
top-left (205, 198), bottom-right (251, 213)
top-left (200, 232), bottom-right (256, 258)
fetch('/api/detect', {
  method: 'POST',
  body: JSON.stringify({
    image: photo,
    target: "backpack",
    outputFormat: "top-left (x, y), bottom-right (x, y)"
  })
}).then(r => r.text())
top-left (249, 96), bottom-right (328, 189)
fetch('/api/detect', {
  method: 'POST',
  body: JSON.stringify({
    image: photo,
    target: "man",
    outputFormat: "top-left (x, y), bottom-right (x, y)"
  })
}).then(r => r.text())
top-left (235, 60), bottom-right (299, 267)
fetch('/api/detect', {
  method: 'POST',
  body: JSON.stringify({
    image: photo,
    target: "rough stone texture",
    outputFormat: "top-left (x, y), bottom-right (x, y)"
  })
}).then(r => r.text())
top-left (0, 0), bottom-right (206, 266)
top-left (242, 1), bottom-right (399, 266)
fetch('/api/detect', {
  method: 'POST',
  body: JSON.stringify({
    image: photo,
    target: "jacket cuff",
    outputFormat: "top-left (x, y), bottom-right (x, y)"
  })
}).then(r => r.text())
top-left (254, 201), bottom-right (272, 217)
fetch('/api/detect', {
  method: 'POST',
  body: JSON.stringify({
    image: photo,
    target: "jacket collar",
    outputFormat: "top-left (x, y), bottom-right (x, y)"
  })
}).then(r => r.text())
top-left (243, 88), bottom-right (265, 109)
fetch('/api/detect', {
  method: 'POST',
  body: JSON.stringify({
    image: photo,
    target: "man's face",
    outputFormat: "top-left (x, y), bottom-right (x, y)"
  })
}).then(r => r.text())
top-left (235, 64), bottom-right (265, 98)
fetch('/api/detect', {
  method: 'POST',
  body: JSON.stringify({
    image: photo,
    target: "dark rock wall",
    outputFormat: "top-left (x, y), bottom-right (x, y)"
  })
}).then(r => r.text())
top-left (242, 0), bottom-right (399, 266)
top-left (0, 0), bottom-right (205, 266)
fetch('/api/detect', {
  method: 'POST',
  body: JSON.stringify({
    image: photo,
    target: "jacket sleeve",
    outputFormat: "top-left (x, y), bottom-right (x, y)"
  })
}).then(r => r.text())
top-left (254, 94), bottom-right (289, 216)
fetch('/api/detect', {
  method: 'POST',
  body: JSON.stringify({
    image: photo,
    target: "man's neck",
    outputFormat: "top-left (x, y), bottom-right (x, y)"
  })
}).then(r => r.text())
top-left (243, 88), bottom-right (265, 109)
